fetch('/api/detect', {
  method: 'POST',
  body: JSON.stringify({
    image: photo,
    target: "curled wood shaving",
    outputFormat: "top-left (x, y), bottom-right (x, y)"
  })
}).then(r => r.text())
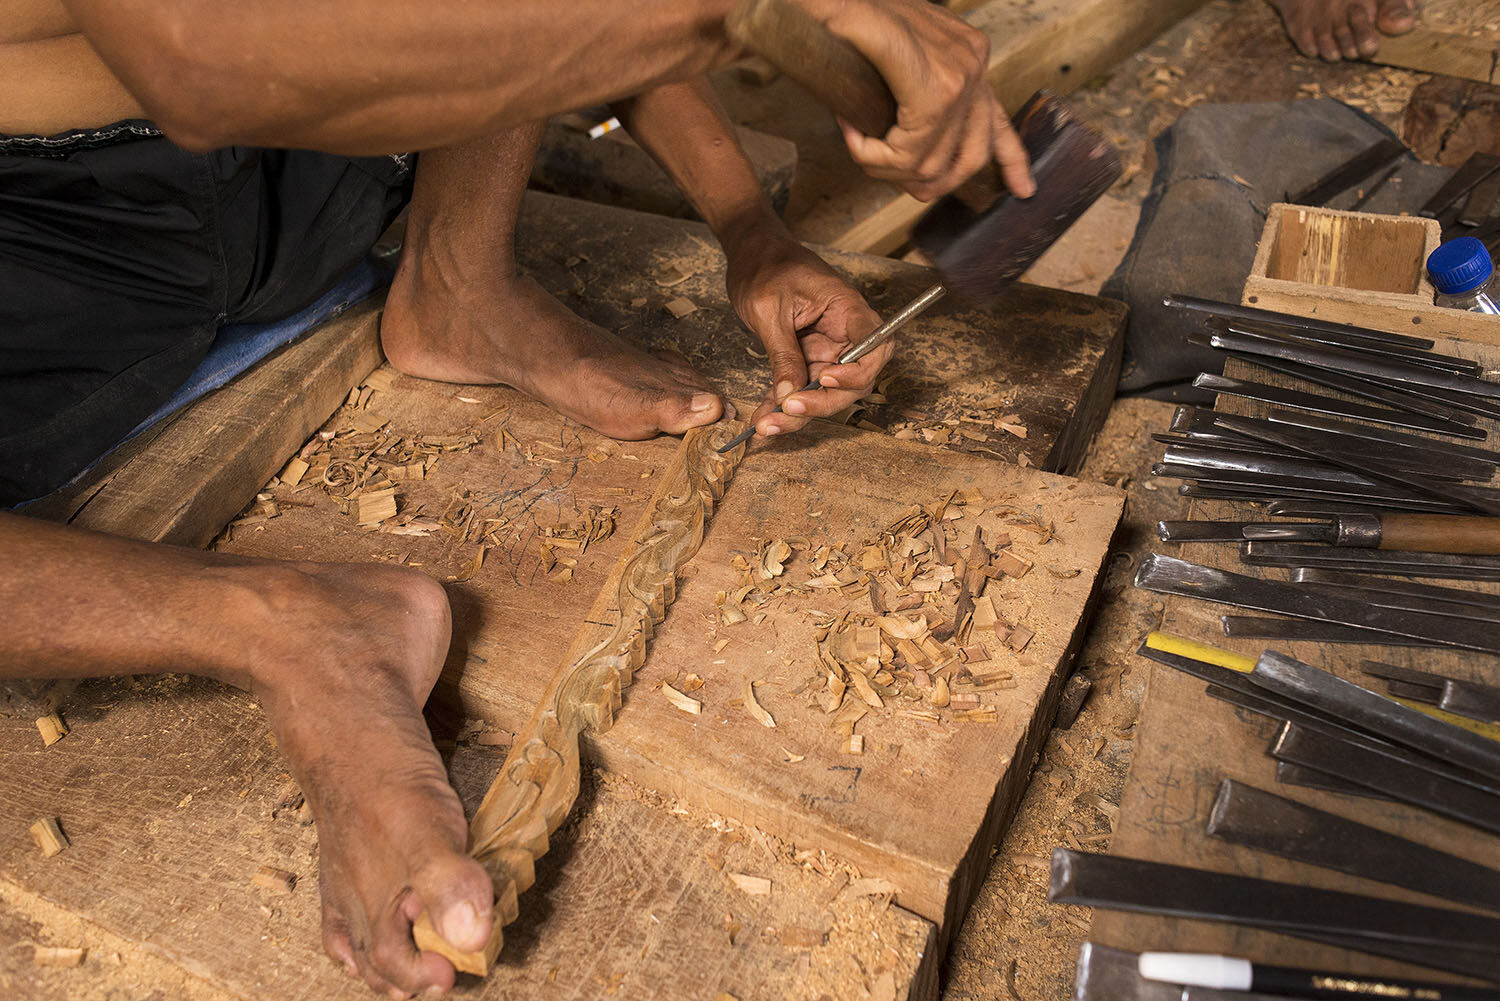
top-left (744, 680), bottom-right (776, 728)
top-left (847, 664), bottom-right (884, 709)
top-left (875, 615), bottom-right (926, 640)
top-left (929, 675), bottom-right (951, 708)
top-left (728, 872), bottom-right (772, 895)
top-left (663, 684), bottom-right (702, 715)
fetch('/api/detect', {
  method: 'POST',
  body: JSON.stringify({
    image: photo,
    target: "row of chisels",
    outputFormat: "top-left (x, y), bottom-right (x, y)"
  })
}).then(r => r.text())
top-left (1069, 297), bottom-right (1500, 1000)
top-left (1050, 638), bottom-right (1500, 993)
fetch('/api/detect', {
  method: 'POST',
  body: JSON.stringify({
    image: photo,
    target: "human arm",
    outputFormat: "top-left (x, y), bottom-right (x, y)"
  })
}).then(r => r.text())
top-left (63, 0), bottom-right (1027, 203)
top-left (615, 78), bottom-right (888, 439)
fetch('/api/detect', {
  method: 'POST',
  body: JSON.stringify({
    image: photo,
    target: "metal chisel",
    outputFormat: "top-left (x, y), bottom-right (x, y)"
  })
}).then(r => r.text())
top-left (1241, 513), bottom-right (1500, 556)
top-left (715, 283), bottom-right (945, 453)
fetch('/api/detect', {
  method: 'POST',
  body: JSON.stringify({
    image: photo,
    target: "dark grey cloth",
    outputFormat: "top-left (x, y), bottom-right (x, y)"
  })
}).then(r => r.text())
top-left (1105, 99), bottom-right (1451, 402)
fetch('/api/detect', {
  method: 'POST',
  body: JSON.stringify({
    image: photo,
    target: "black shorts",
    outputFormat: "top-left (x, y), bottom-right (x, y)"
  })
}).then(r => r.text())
top-left (0, 121), bottom-right (413, 506)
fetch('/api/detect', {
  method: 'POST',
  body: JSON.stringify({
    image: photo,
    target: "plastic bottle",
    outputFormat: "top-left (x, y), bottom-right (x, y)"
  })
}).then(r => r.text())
top-left (1426, 237), bottom-right (1500, 314)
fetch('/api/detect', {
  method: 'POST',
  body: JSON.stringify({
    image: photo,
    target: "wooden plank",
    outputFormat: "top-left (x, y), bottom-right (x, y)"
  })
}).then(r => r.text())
top-left (423, 423), bottom-right (745, 972)
top-left (715, 0), bottom-right (1208, 252)
top-left (1403, 77), bottom-right (1500, 167)
top-left (25, 298), bottom-right (385, 548)
top-left (0, 678), bottom-right (937, 1001)
top-left (27, 190), bottom-right (1122, 562)
top-left (217, 378), bottom-right (1124, 945)
top-left (515, 192), bottom-right (1126, 474)
top-left (1367, 0), bottom-right (1500, 84)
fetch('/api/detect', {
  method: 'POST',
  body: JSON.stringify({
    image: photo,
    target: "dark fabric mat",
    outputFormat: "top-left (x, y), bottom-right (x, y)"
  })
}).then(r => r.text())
top-left (1105, 99), bottom-right (1452, 403)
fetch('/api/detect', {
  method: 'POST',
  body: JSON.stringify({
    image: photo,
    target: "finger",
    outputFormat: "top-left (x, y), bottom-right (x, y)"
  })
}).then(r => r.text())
top-left (840, 119), bottom-right (932, 196)
top-left (812, 340), bottom-right (896, 395)
top-left (780, 384), bottom-right (870, 426)
top-left (1349, 3), bottom-right (1381, 53)
top-left (990, 99), bottom-right (1036, 198)
top-left (907, 98), bottom-right (984, 200)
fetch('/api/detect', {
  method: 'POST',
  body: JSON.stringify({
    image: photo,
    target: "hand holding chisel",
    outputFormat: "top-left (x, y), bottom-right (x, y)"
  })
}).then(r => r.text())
top-left (718, 284), bottom-right (946, 453)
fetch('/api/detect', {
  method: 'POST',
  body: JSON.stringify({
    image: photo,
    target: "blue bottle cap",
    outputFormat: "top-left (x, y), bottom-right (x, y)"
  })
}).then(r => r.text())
top-left (1427, 237), bottom-right (1494, 295)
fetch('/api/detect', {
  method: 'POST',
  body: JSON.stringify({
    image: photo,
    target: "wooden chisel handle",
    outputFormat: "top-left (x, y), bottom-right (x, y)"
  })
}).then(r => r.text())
top-left (725, 0), bottom-right (898, 138)
top-left (1376, 514), bottom-right (1500, 556)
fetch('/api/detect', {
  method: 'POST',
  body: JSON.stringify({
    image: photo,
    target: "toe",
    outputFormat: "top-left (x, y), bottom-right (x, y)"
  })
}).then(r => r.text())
top-left (409, 852), bottom-right (495, 956)
top-left (654, 389), bottom-right (724, 436)
top-left (1377, 0), bottom-right (1415, 33)
top-left (1349, 4), bottom-right (1381, 53)
top-left (1334, 18), bottom-right (1360, 58)
top-left (1316, 27), bottom-right (1343, 59)
top-left (367, 890), bottom-right (457, 997)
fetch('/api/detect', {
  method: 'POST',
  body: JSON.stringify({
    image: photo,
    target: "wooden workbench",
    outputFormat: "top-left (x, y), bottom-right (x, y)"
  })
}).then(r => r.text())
top-left (4, 185), bottom-right (1129, 999)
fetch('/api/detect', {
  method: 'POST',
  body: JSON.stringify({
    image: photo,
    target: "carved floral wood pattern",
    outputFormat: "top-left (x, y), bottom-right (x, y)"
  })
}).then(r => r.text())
top-left (414, 422), bottom-right (745, 973)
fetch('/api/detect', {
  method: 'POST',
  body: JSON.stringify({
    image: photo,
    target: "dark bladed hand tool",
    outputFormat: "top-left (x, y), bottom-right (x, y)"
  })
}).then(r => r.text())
top-left (1241, 513), bottom-right (1500, 556)
top-left (1134, 553), bottom-right (1500, 652)
top-left (1245, 541), bottom-right (1500, 580)
top-left (1048, 848), bottom-right (1500, 979)
top-left (720, 0), bottom-right (1121, 452)
top-left (1207, 779), bottom-right (1500, 914)
top-left (1213, 414), bottom-right (1500, 515)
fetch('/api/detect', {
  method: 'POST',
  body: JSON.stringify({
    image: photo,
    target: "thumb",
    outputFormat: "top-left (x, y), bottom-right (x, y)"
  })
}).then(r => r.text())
top-left (766, 344), bottom-right (809, 405)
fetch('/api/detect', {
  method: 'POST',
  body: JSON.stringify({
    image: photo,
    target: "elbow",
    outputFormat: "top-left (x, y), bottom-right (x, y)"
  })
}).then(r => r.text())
top-left (117, 14), bottom-right (272, 150)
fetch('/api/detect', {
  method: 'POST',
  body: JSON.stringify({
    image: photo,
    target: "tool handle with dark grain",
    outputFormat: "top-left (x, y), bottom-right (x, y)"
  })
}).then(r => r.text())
top-left (1379, 514), bottom-right (1500, 556)
top-left (725, 0), bottom-right (897, 138)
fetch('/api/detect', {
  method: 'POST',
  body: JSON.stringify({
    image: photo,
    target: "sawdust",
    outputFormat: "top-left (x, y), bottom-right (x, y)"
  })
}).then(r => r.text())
top-left (944, 399), bottom-right (1183, 1001)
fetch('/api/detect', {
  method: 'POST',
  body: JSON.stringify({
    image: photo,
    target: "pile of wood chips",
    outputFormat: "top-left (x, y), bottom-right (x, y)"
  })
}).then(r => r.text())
top-left (710, 490), bottom-right (1053, 754)
top-left (238, 370), bottom-right (618, 583)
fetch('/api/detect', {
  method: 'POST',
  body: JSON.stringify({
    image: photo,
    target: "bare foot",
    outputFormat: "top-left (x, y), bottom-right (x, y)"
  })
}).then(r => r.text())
top-left (381, 240), bottom-right (728, 441)
top-left (242, 562), bottom-right (492, 997)
top-left (1269, 0), bottom-right (1418, 60)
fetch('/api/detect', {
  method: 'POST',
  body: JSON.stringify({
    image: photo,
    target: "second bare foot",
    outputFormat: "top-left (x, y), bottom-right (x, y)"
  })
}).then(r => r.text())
top-left (1269, 0), bottom-right (1417, 60)
top-left (381, 243), bottom-right (729, 440)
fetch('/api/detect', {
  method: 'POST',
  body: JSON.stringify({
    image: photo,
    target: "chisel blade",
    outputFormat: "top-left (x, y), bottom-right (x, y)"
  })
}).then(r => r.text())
top-left (1244, 542), bottom-right (1500, 581)
top-left (1206, 779), bottom-right (1500, 914)
top-left (1048, 848), bottom-right (1500, 976)
top-left (1134, 554), bottom-right (1500, 651)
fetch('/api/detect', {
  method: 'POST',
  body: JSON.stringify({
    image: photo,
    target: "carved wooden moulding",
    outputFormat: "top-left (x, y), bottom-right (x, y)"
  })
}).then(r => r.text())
top-left (415, 421), bottom-right (745, 973)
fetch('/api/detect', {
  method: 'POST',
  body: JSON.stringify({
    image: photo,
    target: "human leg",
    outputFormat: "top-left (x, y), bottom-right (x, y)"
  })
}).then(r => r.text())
top-left (0, 511), bottom-right (492, 997)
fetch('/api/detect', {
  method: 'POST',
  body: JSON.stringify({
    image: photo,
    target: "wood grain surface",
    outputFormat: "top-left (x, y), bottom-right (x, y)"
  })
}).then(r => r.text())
top-left (0, 677), bottom-right (935, 1001)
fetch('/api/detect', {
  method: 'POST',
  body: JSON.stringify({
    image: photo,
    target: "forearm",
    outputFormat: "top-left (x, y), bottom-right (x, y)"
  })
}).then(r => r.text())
top-left (612, 78), bottom-right (786, 250)
top-left (63, 0), bottom-right (741, 152)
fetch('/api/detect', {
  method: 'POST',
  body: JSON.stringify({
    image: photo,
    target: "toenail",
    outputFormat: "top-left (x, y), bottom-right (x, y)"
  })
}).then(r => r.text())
top-left (775, 380), bottom-right (796, 401)
top-left (690, 393), bottom-right (716, 413)
top-left (438, 900), bottom-right (481, 950)
top-left (783, 398), bottom-right (807, 415)
top-left (763, 424), bottom-right (781, 436)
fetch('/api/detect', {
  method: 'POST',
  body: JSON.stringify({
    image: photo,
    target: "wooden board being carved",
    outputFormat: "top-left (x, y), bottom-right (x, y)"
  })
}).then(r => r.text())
top-left (414, 422), bottom-right (746, 973)
top-left (1368, 0), bottom-right (1500, 84)
top-left (211, 377), bottom-right (1123, 951)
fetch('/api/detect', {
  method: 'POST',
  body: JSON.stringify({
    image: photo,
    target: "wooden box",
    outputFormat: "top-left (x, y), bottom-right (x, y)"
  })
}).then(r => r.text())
top-left (1242, 202), bottom-right (1500, 346)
